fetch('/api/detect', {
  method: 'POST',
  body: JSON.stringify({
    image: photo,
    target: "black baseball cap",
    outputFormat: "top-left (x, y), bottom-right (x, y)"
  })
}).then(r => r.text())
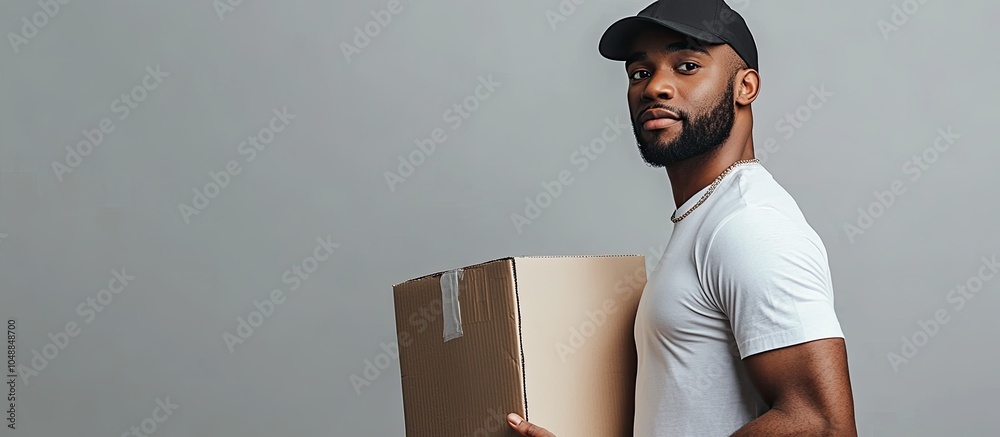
top-left (599, 0), bottom-right (758, 71)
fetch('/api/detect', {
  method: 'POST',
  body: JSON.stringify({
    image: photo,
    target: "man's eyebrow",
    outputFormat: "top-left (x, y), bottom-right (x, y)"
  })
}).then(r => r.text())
top-left (625, 51), bottom-right (647, 67)
top-left (625, 41), bottom-right (712, 67)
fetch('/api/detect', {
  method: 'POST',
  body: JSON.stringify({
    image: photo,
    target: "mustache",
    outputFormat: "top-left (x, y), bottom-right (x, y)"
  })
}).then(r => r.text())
top-left (636, 103), bottom-right (688, 122)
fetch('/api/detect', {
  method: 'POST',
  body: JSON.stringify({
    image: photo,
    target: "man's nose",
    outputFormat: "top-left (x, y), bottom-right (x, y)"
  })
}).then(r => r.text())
top-left (643, 71), bottom-right (676, 100)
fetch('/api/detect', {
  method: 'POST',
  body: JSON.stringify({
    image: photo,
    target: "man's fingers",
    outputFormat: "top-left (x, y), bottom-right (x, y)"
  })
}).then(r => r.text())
top-left (507, 413), bottom-right (555, 437)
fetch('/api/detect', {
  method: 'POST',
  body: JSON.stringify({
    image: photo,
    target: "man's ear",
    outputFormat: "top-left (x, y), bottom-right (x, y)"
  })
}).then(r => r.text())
top-left (735, 68), bottom-right (760, 107)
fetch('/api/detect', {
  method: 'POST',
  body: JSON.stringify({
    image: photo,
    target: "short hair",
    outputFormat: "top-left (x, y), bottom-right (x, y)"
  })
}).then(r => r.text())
top-left (727, 50), bottom-right (748, 78)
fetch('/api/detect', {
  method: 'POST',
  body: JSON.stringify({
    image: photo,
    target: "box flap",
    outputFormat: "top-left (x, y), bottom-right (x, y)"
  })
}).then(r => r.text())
top-left (392, 257), bottom-right (515, 288)
top-left (392, 255), bottom-right (642, 288)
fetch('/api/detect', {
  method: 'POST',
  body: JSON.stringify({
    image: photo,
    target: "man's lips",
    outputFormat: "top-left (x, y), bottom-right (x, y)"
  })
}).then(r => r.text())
top-left (639, 108), bottom-right (681, 131)
top-left (644, 118), bottom-right (681, 130)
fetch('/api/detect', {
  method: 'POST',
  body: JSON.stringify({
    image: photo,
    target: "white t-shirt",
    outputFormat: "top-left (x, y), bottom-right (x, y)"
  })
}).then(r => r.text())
top-left (633, 162), bottom-right (845, 436)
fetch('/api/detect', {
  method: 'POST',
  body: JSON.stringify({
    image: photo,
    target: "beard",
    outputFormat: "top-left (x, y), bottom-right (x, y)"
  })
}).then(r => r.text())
top-left (632, 80), bottom-right (736, 167)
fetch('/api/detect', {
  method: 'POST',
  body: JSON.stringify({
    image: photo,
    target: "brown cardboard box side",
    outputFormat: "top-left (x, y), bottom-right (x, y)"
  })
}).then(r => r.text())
top-left (393, 259), bottom-right (525, 436)
top-left (392, 255), bottom-right (646, 437)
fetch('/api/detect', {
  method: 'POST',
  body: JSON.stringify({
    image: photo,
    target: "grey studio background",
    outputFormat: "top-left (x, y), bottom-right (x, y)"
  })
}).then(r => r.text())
top-left (0, 0), bottom-right (996, 435)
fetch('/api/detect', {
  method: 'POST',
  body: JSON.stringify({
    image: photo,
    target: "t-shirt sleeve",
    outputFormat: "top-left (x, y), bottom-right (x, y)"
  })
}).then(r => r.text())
top-left (702, 206), bottom-right (844, 360)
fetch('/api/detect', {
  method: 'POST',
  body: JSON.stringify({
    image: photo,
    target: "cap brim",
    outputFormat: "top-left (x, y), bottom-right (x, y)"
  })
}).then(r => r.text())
top-left (599, 16), bottom-right (725, 61)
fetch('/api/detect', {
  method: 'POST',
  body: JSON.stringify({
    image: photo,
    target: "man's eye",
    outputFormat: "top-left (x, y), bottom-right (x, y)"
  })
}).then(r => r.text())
top-left (630, 70), bottom-right (650, 80)
top-left (678, 62), bottom-right (700, 72)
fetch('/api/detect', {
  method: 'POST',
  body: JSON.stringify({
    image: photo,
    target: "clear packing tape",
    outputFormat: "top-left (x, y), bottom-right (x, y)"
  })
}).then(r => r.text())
top-left (440, 268), bottom-right (464, 342)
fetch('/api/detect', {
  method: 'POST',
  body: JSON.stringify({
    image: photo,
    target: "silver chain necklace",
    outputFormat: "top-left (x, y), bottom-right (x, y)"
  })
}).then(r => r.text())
top-left (670, 158), bottom-right (760, 223)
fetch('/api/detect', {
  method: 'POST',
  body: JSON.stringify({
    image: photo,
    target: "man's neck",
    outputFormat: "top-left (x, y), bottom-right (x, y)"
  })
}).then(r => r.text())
top-left (665, 140), bottom-right (756, 209)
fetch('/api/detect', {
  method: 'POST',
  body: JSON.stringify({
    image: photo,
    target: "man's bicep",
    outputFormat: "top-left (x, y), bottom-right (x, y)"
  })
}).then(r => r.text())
top-left (742, 337), bottom-right (856, 430)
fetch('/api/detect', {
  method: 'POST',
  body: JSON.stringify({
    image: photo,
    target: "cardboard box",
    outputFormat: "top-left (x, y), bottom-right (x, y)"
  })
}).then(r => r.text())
top-left (392, 255), bottom-right (647, 436)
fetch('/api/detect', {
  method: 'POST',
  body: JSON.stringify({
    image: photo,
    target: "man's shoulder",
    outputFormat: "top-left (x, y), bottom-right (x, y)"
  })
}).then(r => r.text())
top-left (710, 205), bottom-right (802, 247)
top-left (718, 166), bottom-right (813, 230)
top-left (701, 195), bottom-right (826, 265)
top-left (686, 165), bottom-right (826, 259)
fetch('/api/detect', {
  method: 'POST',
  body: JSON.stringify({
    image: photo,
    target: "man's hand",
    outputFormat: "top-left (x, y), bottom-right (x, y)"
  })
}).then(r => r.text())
top-left (507, 413), bottom-right (556, 437)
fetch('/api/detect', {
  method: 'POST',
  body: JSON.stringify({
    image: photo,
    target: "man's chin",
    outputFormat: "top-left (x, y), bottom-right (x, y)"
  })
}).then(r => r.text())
top-left (637, 142), bottom-right (676, 167)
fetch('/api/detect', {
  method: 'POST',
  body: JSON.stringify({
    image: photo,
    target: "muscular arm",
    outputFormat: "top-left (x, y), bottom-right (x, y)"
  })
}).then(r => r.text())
top-left (731, 337), bottom-right (857, 437)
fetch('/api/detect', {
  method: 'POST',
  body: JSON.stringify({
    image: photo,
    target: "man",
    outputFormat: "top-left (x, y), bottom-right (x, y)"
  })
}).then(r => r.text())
top-left (507, 1), bottom-right (857, 436)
